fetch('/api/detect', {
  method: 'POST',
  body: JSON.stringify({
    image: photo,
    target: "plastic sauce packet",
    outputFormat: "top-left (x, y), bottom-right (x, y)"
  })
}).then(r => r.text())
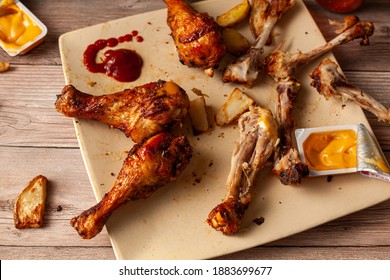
top-left (295, 123), bottom-right (390, 183)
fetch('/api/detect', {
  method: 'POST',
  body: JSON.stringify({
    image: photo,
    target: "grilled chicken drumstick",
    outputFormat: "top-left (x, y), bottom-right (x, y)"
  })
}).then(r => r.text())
top-left (310, 58), bottom-right (390, 123)
top-left (264, 15), bottom-right (374, 185)
top-left (164, 0), bottom-right (226, 77)
top-left (55, 80), bottom-right (190, 143)
top-left (207, 106), bottom-right (279, 235)
top-left (71, 132), bottom-right (192, 239)
top-left (222, 0), bottom-right (295, 87)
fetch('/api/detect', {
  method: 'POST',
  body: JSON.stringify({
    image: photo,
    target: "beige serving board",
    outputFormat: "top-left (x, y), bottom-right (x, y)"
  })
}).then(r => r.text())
top-left (59, 0), bottom-right (390, 259)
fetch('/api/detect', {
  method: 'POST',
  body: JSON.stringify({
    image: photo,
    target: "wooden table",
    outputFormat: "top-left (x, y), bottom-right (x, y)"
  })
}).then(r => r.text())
top-left (1, 0), bottom-right (389, 260)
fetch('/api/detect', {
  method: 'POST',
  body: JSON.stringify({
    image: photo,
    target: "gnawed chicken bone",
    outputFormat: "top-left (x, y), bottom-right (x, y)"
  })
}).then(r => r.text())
top-left (207, 106), bottom-right (279, 235)
top-left (310, 58), bottom-right (390, 123)
top-left (264, 15), bottom-right (374, 82)
top-left (264, 15), bottom-right (373, 185)
top-left (272, 78), bottom-right (309, 185)
top-left (222, 0), bottom-right (296, 87)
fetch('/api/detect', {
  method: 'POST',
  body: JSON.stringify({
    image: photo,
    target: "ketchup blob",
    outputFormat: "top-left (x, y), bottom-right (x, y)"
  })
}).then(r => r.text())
top-left (83, 31), bottom-right (144, 82)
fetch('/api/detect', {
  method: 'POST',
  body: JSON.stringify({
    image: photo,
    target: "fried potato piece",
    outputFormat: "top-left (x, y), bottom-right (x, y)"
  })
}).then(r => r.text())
top-left (222, 28), bottom-right (250, 56)
top-left (190, 96), bottom-right (209, 135)
top-left (215, 88), bottom-right (255, 126)
top-left (216, 0), bottom-right (250, 28)
top-left (0, 61), bottom-right (10, 72)
top-left (14, 175), bottom-right (48, 229)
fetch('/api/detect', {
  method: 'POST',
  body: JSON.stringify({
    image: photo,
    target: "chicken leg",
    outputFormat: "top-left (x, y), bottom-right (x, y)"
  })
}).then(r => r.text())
top-left (55, 80), bottom-right (190, 143)
top-left (310, 58), bottom-right (390, 123)
top-left (70, 132), bottom-right (192, 239)
top-left (207, 106), bottom-right (279, 235)
top-left (164, 0), bottom-right (226, 77)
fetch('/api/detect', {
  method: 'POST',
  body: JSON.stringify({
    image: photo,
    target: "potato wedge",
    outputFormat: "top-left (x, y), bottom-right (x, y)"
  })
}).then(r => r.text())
top-left (0, 61), bottom-right (10, 72)
top-left (190, 96), bottom-right (209, 135)
top-left (216, 0), bottom-right (250, 28)
top-left (222, 28), bottom-right (250, 56)
top-left (215, 88), bottom-right (255, 126)
top-left (14, 175), bottom-right (48, 229)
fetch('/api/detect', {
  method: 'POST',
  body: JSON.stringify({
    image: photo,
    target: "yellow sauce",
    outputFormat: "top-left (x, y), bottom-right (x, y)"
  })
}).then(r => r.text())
top-left (258, 108), bottom-right (278, 143)
top-left (0, 0), bottom-right (15, 7)
top-left (0, 3), bottom-right (42, 49)
top-left (303, 129), bottom-right (357, 171)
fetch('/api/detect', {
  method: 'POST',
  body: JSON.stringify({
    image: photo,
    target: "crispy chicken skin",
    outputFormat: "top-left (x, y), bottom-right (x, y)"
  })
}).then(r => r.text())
top-left (70, 132), bottom-right (192, 239)
top-left (55, 80), bottom-right (190, 143)
top-left (164, 0), bottom-right (226, 76)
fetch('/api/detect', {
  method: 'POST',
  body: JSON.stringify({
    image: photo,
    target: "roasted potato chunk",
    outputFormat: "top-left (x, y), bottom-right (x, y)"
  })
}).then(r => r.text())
top-left (14, 175), bottom-right (48, 229)
top-left (190, 96), bottom-right (209, 135)
top-left (216, 0), bottom-right (250, 28)
top-left (222, 28), bottom-right (250, 55)
top-left (0, 61), bottom-right (10, 72)
top-left (215, 88), bottom-right (255, 126)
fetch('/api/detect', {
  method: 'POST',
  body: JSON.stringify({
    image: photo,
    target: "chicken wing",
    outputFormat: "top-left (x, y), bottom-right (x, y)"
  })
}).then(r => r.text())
top-left (164, 0), bottom-right (226, 77)
top-left (55, 80), bottom-right (190, 143)
top-left (207, 106), bottom-right (279, 235)
top-left (70, 132), bottom-right (192, 239)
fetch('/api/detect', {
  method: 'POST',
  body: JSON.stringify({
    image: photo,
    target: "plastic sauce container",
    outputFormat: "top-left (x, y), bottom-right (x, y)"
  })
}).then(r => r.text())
top-left (0, 1), bottom-right (47, 56)
top-left (296, 124), bottom-right (390, 182)
top-left (316, 0), bottom-right (365, 13)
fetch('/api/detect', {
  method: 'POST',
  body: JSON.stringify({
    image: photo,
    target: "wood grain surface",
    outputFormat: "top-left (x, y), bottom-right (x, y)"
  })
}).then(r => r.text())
top-left (0, 0), bottom-right (389, 260)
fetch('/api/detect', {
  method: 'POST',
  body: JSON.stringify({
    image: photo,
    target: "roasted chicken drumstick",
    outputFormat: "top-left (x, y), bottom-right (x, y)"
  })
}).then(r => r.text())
top-left (164, 0), bottom-right (226, 77)
top-left (222, 0), bottom-right (295, 87)
top-left (71, 132), bottom-right (192, 239)
top-left (207, 106), bottom-right (279, 235)
top-left (310, 58), bottom-right (390, 123)
top-left (55, 80), bottom-right (190, 143)
top-left (264, 15), bottom-right (374, 185)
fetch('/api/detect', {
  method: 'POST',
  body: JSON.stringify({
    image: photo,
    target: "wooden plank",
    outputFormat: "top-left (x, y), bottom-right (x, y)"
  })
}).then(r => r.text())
top-left (215, 246), bottom-right (390, 260)
top-left (1, 65), bottom-right (389, 149)
top-left (1, 0), bottom-right (389, 72)
top-left (0, 65), bottom-right (77, 147)
top-left (1, 146), bottom-right (389, 248)
top-left (0, 146), bottom-right (99, 217)
top-left (0, 246), bottom-right (115, 260)
top-left (0, 245), bottom-right (388, 260)
top-left (303, 1), bottom-right (390, 72)
top-left (0, 0), bottom-right (389, 261)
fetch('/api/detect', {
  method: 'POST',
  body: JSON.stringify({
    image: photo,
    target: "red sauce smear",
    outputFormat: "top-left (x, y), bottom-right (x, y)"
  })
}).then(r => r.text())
top-left (83, 31), bottom-right (144, 82)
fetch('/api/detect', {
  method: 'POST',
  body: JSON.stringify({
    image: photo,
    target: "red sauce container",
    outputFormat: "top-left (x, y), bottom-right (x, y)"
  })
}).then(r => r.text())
top-left (316, 0), bottom-right (365, 13)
